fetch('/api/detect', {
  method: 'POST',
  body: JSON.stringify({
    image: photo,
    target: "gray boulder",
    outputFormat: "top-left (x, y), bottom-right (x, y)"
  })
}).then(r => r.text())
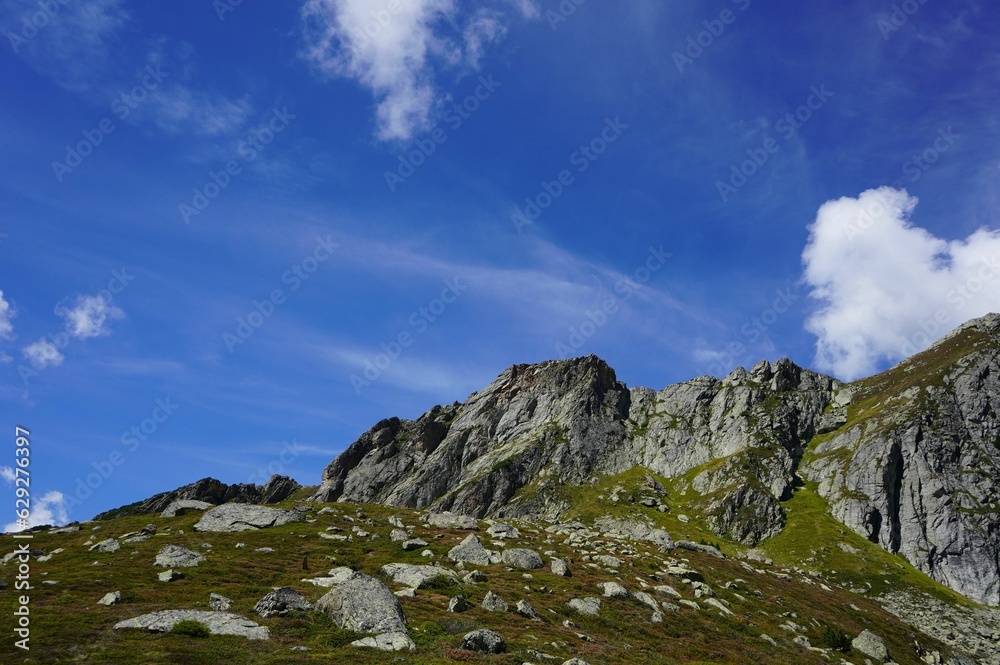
top-left (852, 629), bottom-right (889, 662)
top-left (551, 558), bottom-right (571, 576)
top-left (316, 572), bottom-right (408, 635)
top-left (97, 591), bottom-right (121, 606)
top-left (209, 593), bottom-right (232, 611)
top-left (448, 595), bottom-right (468, 612)
top-left (254, 587), bottom-right (314, 618)
top-left (350, 631), bottom-right (415, 651)
top-left (114, 610), bottom-right (269, 640)
top-left (193, 503), bottom-right (304, 532)
top-left (158, 569), bottom-right (183, 582)
top-left (501, 548), bottom-right (543, 570)
top-left (448, 534), bottom-right (496, 566)
top-left (481, 591), bottom-right (508, 612)
top-left (515, 599), bottom-right (542, 621)
top-left (598, 581), bottom-right (629, 598)
top-left (161, 500), bottom-right (213, 518)
top-left (381, 563), bottom-right (457, 589)
top-left (567, 597), bottom-right (602, 615)
top-left (461, 628), bottom-right (506, 654)
top-left (154, 544), bottom-right (205, 568)
top-left (402, 538), bottom-right (428, 551)
top-left (89, 538), bottom-right (120, 553)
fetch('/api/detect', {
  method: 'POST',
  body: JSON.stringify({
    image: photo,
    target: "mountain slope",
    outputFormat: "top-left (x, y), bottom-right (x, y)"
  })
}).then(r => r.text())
top-left (313, 314), bottom-right (1000, 607)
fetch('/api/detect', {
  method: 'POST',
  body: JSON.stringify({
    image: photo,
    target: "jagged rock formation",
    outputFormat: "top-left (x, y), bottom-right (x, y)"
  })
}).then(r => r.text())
top-left (312, 314), bottom-right (1000, 607)
top-left (803, 314), bottom-right (1000, 606)
top-left (95, 475), bottom-right (301, 520)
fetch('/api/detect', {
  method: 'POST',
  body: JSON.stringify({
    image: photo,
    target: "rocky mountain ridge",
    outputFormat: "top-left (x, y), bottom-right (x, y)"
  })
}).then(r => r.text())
top-left (311, 314), bottom-right (1000, 607)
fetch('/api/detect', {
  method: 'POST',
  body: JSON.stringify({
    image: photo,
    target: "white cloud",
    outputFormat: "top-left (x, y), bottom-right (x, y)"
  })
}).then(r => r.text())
top-left (0, 466), bottom-right (15, 484)
top-left (300, 0), bottom-right (536, 141)
top-left (0, 290), bottom-right (14, 339)
top-left (58, 294), bottom-right (125, 339)
top-left (3, 490), bottom-right (69, 532)
top-left (802, 187), bottom-right (1000, 380)
top-left (23, 339), bottom-right (63, 369)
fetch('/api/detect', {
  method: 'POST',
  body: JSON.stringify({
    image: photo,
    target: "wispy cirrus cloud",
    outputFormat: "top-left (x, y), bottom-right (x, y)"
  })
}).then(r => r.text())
top-left (0, 290), bottom-right (15, 339)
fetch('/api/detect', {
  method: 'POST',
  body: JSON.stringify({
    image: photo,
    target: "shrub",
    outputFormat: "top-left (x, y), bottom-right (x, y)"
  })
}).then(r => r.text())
top-left (171, 620), bottom-right (210, 638)
top-left (821, 626), bottom-right (851, 652)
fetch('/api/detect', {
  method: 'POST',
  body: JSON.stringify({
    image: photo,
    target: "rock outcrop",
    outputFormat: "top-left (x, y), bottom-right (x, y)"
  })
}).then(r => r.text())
top-left (309, 314), bottom-right (1000, 607)
top-left (95, 475), bottom-right (301, 520)
top-left (114, 610), bottom-right (269, 640)
top-left (193, 504), bottom-right (305, 532)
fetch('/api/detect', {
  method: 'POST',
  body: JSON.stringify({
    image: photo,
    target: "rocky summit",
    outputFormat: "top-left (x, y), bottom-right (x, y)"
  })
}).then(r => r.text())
top-left (1, 314), bottom-right (999, 664)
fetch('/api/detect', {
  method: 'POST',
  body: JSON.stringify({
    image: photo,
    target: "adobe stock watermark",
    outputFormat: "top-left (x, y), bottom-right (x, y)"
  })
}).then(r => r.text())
top-left (512, 116), bottom-right (628, 233)
top-left (63, 397), bottom-right (179, 512)
top-left (701, 284), bottom-right (800, 377)
top-left (384, 74), bottom-right (502, 192)
top-left (223, 236), bottom-right (338, 353)
top-left (900, 256), bottom-right (1000, 357)
top-left (555, 246), bottom-right (671, 357)
top-left (716, 85), bottom-right (834, 202)
top-left (6, 0), bottom-right (74, 54)
top-left (213, 0), bottom-right (244, 21)
top-left (878, 0), bottom-right (932, 40)
top-left (247, 439), bottom-right (304, 485)
top-left (350, 277), bottom-right (468, 394)
top-left (673, 0), bottom-right (752, 73)
top-left (17, 267), bottom-right (134, 384)
top-left (51, 65), bottom-right (168, 182)
top-left (179, 106), bottom-right (295, 224)
top-left (546, 0), bottom-right (586, 30)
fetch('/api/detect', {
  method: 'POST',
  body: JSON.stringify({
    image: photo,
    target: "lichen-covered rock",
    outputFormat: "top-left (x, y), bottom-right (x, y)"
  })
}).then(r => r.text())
top-left (154, 544), bottom-right (205, 568)
top-left (254, 587), bottom-right (313, 618)
top-left (316, 572), bottom-right (408, 636)
top-left (381, 563), bottom-right (457, 589)
top-left (501, 548), bottom-right (543, 570)
top-left (852, 629), bottom-right (889, 662)
top-left (460, 628), bottom-right (505, 654)
top-left (448, 534), bottom-right (496, 566)
top-left (114, 610), bottom-right (269, 640)
top-left (193, 504), bottom-right (305, 532)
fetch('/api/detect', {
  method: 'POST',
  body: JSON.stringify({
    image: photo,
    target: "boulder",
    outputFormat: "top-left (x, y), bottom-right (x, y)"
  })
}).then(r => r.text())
top-left (852, 629), bottom-right (889, 662)
top-left (316, 572), bottom-right (408, 635)
top-left (350, 631), bottom-right (415, 651)
top-left (501, 548), bottom-right (544, 570)
top-left (598, 581), bottom-right (629, 598)
top-left (209, 593), bottom-right (232, 611)
top-left (381, 563), bottom-right (457, 589)
top-left (402, 538), bottom-right (428, 551)
top-left (114, 610), bottom-right (269, 640)
top-left (481, 591), bottom-right (508, 612)
top-left (448, 595), bottom-right (468, 612)
top-left (160, 500), bottom-right (213, 518)
top-left (460, 628), bottom-right (506, 654)
top-left (154, 545), bottom-right (205, 568)
top-left (193, 504), bottom-right (304, 532)
top-left (158, 569), bottom-right (183, 582)
top-left (567, 597), bottom-right (602, 615)
top-left (97, 591), bottom-right (121, 606)
top-left (516, 599), bottom-right (542, 621)
top-left (448, 534), bottom-right (497, 566)
top-left (89, 538), bottom-right (120, 553)
top-left (254, 587), bottom-right (314, 618)
top-left (551, 558), bottom-right (571, 576)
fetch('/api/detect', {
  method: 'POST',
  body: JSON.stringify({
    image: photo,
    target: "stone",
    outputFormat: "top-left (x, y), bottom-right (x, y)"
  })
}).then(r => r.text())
top-left (381, 563), bottom-right (457, 589)
top-left (193, 503), bottom-right (304, 532)
top-left (389, 529), bottom-right (408, 542)
top-left (89, 538), bottom-right (120, 553)
top-left (350, 631), bottom-right (415, 651)
top-left (161, 500), bottom-right (213, 518)
top-left (158, 569), bottom-right (183, 582)
top-left (515, 599), bottom-right (542, 621)
top-left (316, 572), bottom-right (408, 635)
top-left (154, 545), bottom-right (205, 568)
top-left (114, 610), bottom-right (269, 640)
top-left (653, 584), bottom-right (681, 599)
top-left (481, 591), bottom-right (508, 612)
top-left (254, 587), bottom-right (314, 618)
top-left (448, 534), bottom-right (496, 566)
top-left (501, 548), bottom-right (544, 570)
top-left (210, 593), bottom-right (232, 611)
top-left (447, 595), bottom-right (468, 612)
top-left (487, 523), bottom-right (521, 539)
top-left (97, 591), bottom-right (121, 606)
top-left (551, 558), bottom-right (571, 576)
top-left (463, 570), bottom-right (487, 584)
top-left (402, 538), bottom-right (428, 551)
top-left (595, 555), bottom-right (622, 569)
top-left (598, 581), bottom-right (629, 599)
top-left (567, 597), bottom-right (602, 615)
top-left (852, 629), bottom-right (890, 662)
top-left (460, 628), bottom-right (506, 654)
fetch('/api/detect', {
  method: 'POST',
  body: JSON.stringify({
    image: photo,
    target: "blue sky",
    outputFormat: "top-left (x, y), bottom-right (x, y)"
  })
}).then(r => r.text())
top-left (2, 0), bottom-right (999, 526)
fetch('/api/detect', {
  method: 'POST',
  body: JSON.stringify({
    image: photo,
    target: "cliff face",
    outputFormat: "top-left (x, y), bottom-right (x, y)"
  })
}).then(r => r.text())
top-left (313, 314), bottom-right (1000, 607)
top-left (803, 314), bottom-right (1000, 606)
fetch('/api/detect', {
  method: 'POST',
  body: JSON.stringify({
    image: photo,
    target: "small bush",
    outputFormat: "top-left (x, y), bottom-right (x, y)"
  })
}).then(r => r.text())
top-left (171, 620), bottom-right (210, 638)
top-left (821, 626), bottom-right (852, 652)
